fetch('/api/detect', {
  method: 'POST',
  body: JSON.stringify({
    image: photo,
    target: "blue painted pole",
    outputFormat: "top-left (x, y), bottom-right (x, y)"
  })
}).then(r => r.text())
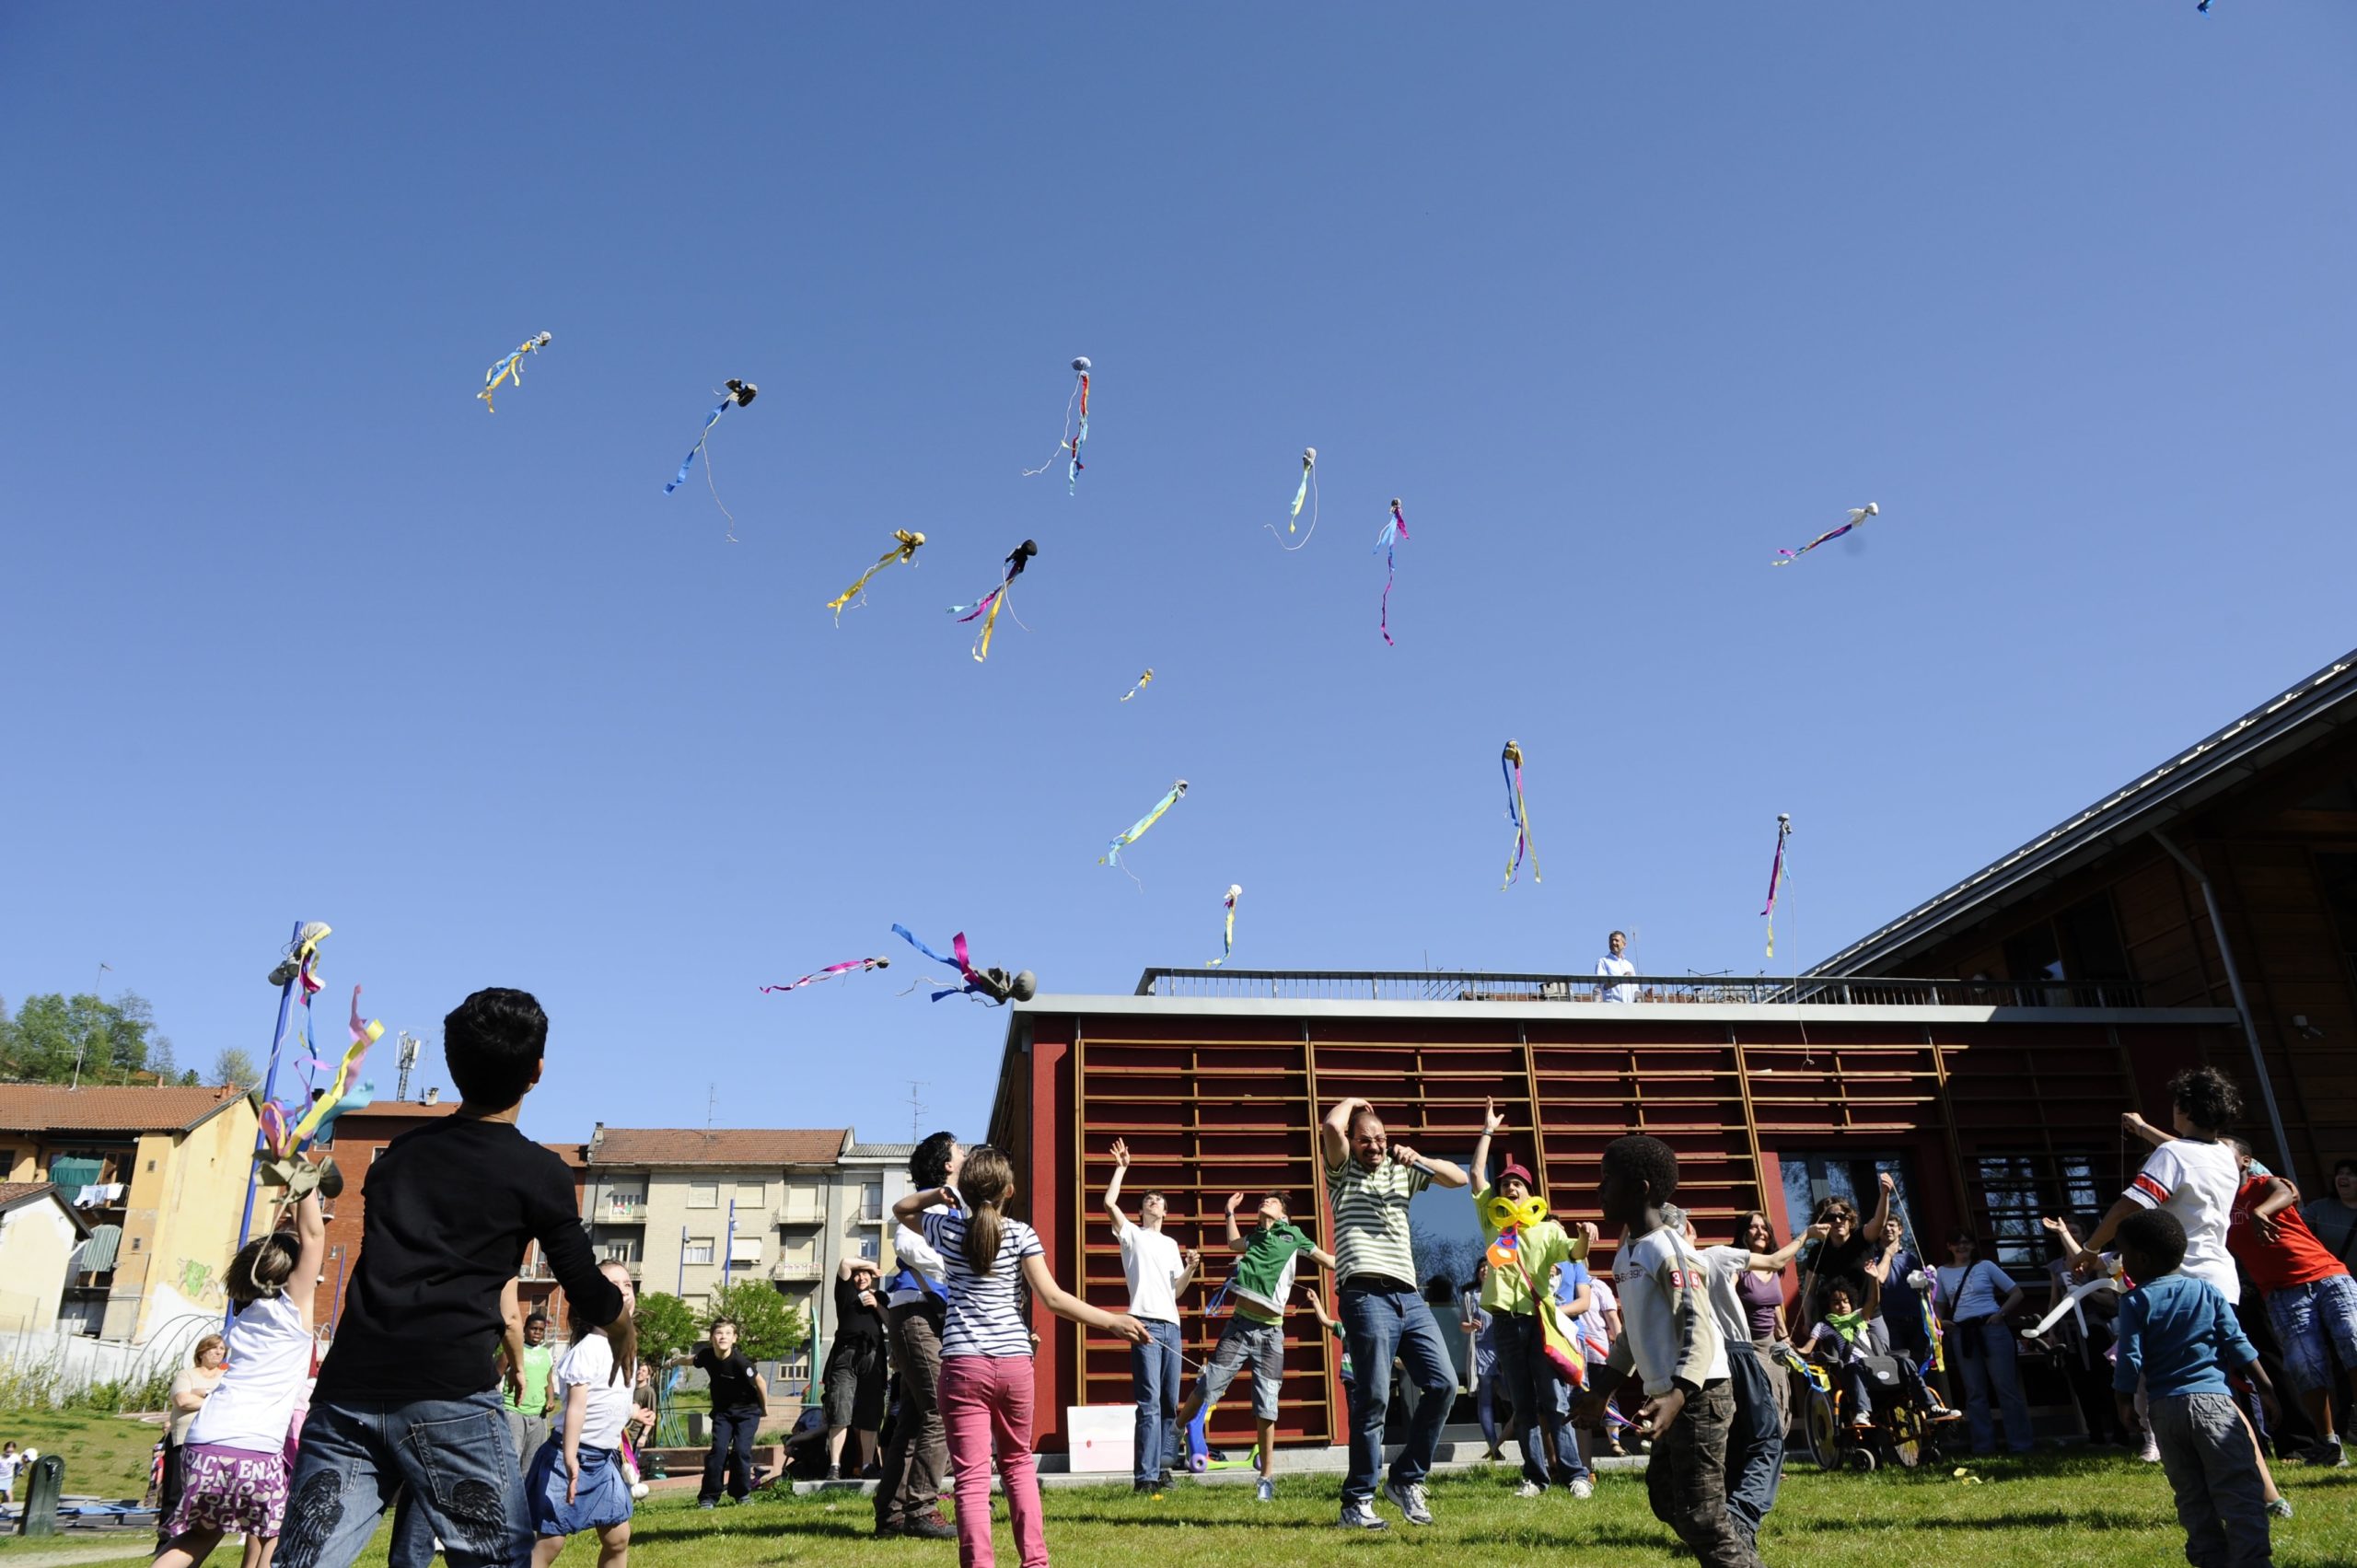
top-left (229, 920), bottom-right (304, 1329)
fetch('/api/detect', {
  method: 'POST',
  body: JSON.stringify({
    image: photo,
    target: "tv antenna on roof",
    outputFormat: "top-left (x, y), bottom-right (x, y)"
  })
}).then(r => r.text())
top-left (394, 1032), bottom-right (422, 1102)
top-left (907, 1080), bottom-right (929, 1143)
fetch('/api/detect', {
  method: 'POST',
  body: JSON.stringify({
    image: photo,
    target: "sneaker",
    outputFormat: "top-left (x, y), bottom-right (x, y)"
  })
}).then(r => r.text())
top-left (1515, 1480), bottom-right (1546, 1498)
top-left (826, 1464), bottom-right (842, 1481)
top-left (698, 1501), bottom-right (718, 1511)
top-left (2139, 1437), bottom-right (2161, 1463)
top-left (1568, 1476), bottom-right (1595, 1500)
top-left (1156, 1469), bottom-right (1175, 1489)
top-left (1382, 1479), bottom-right (1434, 1526)
top-left (1255, 1479), bottom-right (1274, 1504)
top-left (2304, 1436), bottom-right (2347, 1468)
top-left (2267, 1496), bottom-right (2293, 1520)
top-left (1338, 1499), bottom-right (1389, 1530)
top-left (903, 1513), bottom-right (958, 1540)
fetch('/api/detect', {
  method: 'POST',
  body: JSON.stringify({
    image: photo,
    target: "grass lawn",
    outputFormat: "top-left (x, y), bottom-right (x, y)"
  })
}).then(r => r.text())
top-left (0, 1408), bottom-right (162, 1504)
top-left (365, 1447), bottom-right (2351, 1568)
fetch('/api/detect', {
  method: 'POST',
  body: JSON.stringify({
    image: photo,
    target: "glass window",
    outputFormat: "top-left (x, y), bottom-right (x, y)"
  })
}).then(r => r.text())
top-left (859, 1182), bottom-right (883, 1223)
top-left (686, 1182), bottom-right (718, 1209)
top-left (682, 1237), bottom-right (715, 1266)
top-left (1974, 1151), bottom-right (2102, 1273)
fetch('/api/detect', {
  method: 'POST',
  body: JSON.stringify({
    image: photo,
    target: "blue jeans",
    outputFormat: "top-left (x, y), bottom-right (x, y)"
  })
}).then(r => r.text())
top-left (276, 1389), bottom-right (529, 1568)
top-left (1340, 1285), bottom-right (1456, 1504)
top-left (1952, 1319), bottom-right (2035, 1454)
top-left (1723, 1340), bottom-right (1784, 1545)
top-left (1494, 1310), bottom-right (1586, 1486)
top-left (1132, 1319), bottom-right (1182, 1483)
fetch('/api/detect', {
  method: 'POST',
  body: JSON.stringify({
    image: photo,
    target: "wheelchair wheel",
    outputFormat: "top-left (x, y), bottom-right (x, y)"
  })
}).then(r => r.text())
top-left (1849, 1446), bottom-right (1877, 1473)
top-left (1805, 1391), bottom-right (1841, 1472)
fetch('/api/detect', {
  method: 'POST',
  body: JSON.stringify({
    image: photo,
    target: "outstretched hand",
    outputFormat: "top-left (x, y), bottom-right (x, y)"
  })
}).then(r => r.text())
top-left (1110, 1138), bottom-right (1132, 1169)
top-left (1109, 1313), bottom-right (1151, 1345)
top-left (1481, 1098), bottom-right (1505, 1136)
top-left (1225, 1191), bottom-right (1245, 1215)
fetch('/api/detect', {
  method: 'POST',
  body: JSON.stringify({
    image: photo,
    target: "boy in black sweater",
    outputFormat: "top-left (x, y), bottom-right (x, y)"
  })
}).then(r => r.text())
top-left (275, 989), bottom-right (626, 1568)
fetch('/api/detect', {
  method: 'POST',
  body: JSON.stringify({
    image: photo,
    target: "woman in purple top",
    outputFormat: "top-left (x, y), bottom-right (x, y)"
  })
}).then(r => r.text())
top-left (1736, 1211), bottom-right (1796, 1431)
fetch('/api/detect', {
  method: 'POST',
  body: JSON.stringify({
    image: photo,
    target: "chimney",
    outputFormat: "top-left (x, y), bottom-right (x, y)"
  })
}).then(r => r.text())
top-left (424, 1087), bottom-right (440, 1105)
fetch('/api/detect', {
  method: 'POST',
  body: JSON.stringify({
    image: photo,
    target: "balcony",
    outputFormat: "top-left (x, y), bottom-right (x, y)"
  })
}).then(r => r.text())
top-left (772, 1200), bottom-right (825, 1227)
top-left (1132, 968), bottom-right (2148, 1008)
top-left (768, 1258), bottom-right (823, 1282)
top-left (517, 1259), bottom-right (553, 1282)
top-left (595, 1195), bottom-right (649, 1223)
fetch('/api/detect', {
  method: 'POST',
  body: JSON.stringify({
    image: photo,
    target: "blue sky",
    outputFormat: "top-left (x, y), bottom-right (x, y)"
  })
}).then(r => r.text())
top-left (4, 5), bottom-right (2352, 1149)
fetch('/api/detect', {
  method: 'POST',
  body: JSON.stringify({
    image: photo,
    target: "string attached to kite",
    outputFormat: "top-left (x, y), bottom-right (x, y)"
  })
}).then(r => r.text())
top-left (1206, 885), bottom-right (1241, 968)
top-left (1262, 447), bottom-right (1319, 551)
top-left (477, 332), bottom-right (552, 413)
top-left (1500, 739), bottom-right (1540, 890)
top-left (760, 958), bottom-right (890, 994)
top-left (889, 924), bottom-right (1036, 1005)
top-left (1774, 503), bottom-right (1879, 566)
top-left (666, 379), bottom-right (759, 541)
top-left (1761, 813), bottom-right (1792, 958)
top-left (947, 540), bottom-right (1038, 662)
top-left (1375, 499), bottom-right (1411, 645)
top-left (1021, 357), bottom-right (1091, 493)
top-left (828, 530), bottom-right (926, 622)
top-left (1120, 669), bottom-right (1154, 703)
top-left (1100, 779), bottom-right (1188, 883)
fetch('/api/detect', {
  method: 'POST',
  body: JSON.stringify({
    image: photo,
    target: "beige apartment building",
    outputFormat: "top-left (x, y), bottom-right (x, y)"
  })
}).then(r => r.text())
top-left (579, 1127), bottom-right (921, 1389)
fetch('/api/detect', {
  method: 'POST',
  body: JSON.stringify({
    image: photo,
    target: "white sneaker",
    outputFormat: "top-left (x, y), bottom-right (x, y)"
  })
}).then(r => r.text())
top-left (1338, 1499), bottom-right (1388, 1530)
top-left (1382, 1479), bottom-right (1434, 1526)
top-left (1255, 1479), bottom-right (1274, 1504)
top-left (1515, 1480), bottom-right (1545, 1498)
top-left (2266, 1496), bottom-right (2293, 1520)
top-left (2140, 1437), bottom-right (2162, 1463)
top-left (1568, 1476), bottom-right (1595, 1499)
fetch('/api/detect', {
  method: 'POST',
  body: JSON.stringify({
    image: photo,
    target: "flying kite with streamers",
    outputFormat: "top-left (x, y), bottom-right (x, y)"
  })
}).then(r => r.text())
top-left (1263, 447), bottom-right (1318, 550)
top-left (666, 378), bottom-right (759, 541)
top-left (890, 924), bottom-right (1036, 1005)
top-left (947, 540), bottom-right (1038, 662)
top-left (255, 985), bottom-right (382, 1193)
top-left (760, 957), bottom-right (889, 994)
top-left (477, 331), bottom-right (552, 412)
top-left (1774, 503), bottom-right (1880, 566)
top-left (828, 529), bottom-right (926, 622)
top-left (1120, 669), bottom-right (1154, 703)
top-left (1206, 885), bottom-right (1242, 968)
top-left (1500, 739), bottom-right (1541, 889)
top-left (1101, 779), bottom-right (1188, 877)
top-left (1375, 498), bottom-right (1411, 645)
top-left (1761, 813), bottom-right (1791, 958)
top-left (1022, 357), bottom-right (1092, 493)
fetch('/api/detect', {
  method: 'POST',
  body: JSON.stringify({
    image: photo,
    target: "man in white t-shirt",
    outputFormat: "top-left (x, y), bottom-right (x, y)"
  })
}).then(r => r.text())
top-left (1596, 931), bottom-right (1638, 1004)
top-left (1106, 1138), bottom-right (1200, 1493)
top-left (2075, 1067), bottom-right (2247, 1306)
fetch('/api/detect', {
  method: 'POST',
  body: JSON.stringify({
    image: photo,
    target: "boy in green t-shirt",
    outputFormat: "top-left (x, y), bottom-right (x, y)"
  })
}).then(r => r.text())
top-left (1175, 1192), bottom-right (1336, 1503)
top-left (1469, 1098), bottom-right (1592, 1499)
top-left (495, 1296), bottom-right (555, 1475)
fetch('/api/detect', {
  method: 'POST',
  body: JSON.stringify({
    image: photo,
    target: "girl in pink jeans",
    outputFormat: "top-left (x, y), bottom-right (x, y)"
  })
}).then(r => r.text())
top-left (898, 1145), bottom-right (1146, 1568)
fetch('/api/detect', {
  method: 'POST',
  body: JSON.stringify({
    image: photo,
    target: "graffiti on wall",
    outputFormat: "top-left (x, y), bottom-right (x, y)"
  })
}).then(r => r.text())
top-left (176, 1258), bottom-right (224, 1307)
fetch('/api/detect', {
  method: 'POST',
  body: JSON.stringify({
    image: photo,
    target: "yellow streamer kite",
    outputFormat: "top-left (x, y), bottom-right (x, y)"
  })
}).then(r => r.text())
top-left (828, 530), bottom-right (926, 623)
top-left (478, 332), bottom-right (552, 412)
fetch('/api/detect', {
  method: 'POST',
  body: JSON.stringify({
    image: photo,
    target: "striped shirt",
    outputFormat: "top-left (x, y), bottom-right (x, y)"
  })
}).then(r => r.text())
top-left (1326, 1155), bottom-right (1427, 1288)
top-left (920, 1207), bottom-right (1043, 1358)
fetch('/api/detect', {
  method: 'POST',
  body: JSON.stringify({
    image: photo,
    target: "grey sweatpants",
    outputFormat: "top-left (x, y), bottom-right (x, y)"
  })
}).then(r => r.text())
top-left (2148, 1392), bottom-right (2271, 1568)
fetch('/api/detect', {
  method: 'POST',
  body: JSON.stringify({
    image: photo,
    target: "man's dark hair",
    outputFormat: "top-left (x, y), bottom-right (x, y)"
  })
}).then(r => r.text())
top-left (911, 1131), bottom-right (959, 1191)
top-left (710, 1315), bottom-right (738, 1332)
top-left (442, 988), bottom-right (548, 1109)
top-left (2336, 1157), bottom-right (2357, 1180)
top-left (2119, 1207), bottom-right (2189, 1274)
top-left (524, 1312), bottom-right (549, 1329)
top-left (1600, 1134), bottom-right (1678, 1204)
top-left (2168, 1065), bottom-right (2243, 1132)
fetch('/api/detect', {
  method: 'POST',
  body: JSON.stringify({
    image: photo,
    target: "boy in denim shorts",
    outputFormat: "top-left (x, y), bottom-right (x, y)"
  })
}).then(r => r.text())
top-left (1175, 1191), bottom-right (1334, 1503)
top-left (274, 990), bottom-right (627, 1568)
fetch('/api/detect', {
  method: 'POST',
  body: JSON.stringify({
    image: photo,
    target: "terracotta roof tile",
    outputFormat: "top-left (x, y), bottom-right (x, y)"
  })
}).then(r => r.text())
top-left (587, 1128), bottom-right (849, 1167)
top-left (0, 1181), bottom-right (89, 1232)
top-left (0, 1084), bottom-right (246, 1135)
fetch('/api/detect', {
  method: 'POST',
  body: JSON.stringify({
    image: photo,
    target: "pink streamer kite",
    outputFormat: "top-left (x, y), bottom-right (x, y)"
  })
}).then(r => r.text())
top-left (760, 958), bottom-right (890, 994)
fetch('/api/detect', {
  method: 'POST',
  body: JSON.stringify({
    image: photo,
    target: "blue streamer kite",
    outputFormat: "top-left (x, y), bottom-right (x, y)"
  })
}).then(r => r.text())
top-left (891, 924), bottom-right (1037, 1005)
top-left (666, 378), bottom-right (758, 540)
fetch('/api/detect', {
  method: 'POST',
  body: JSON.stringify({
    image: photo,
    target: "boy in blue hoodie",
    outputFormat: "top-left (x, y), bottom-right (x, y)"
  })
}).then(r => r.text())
top-left (2113, 1207), bottom-right (2277, 1568)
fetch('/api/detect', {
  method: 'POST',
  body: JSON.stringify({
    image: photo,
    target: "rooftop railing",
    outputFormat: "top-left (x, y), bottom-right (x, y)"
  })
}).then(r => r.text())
top-left (1132, 969), bottom-right (2147, 1009)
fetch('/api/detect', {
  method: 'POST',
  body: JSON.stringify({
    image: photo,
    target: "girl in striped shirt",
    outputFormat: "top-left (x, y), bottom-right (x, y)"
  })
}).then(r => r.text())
top-left (896, 1145), bottom-right (1145, 1568)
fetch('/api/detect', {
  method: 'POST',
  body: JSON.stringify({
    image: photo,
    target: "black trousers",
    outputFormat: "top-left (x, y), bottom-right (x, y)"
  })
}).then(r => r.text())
top-left (700, 1409), bottom-right (761, 1503)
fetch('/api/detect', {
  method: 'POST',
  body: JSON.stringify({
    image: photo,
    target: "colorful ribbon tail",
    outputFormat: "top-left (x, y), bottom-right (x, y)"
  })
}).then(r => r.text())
top-left (972, 591), bottom-right (1008, 662)
top-left (1288, 470), bottom-right (1310, 529)
top-left (666, 400), bottom-right (731, 494)
top-left (892, 923), bottom-right (960, 970)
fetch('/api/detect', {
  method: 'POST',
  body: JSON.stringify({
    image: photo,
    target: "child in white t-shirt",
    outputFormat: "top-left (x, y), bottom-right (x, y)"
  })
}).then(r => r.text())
top-left (527, 1263), bottom-right (648, 1568)
top-left (157, 1188), bottom-right (327, 1568)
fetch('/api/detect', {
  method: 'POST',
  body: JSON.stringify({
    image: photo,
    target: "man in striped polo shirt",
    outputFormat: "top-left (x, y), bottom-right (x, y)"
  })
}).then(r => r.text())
top-left (1322, 1096), bottom-right (1469, 1530)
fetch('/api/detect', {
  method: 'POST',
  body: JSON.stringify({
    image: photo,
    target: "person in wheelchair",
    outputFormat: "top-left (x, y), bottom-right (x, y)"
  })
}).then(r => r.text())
top-left (1796, 1275), bottom-right (1885, 1434)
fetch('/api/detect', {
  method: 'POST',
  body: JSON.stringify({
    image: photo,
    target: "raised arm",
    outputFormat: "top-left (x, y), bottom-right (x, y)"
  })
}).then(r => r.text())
top-left (892, 1184), bottom-right (955, 1226)
top-left (1748, 1221), bottom-right (1829, 1273)
top-left (1860, 1171), bottom-right (1893, 1246)
top-left (2121, 1110), bottom-right (2169, 1151)
top-left (1320, 1098), bottom-right (1368, 1168)
top-left (1469, 1098), bottom-right (1504, 1196)
top-left (837, 1256), bottom-right (869, 1281)
top-left (1177, 1248), bottom-right (1202, 1294)
top-left (2248, 1176), bottom-right (2300, 1240)
top-left (1019, 1253), bottom-right (1149, 1342)
top-left (1390, 1141), bottom-right (1469, 1190)
top-left (1224, 1192), bottom-right (1249, 1253)
top-left (1102, 1139), bottom-right (1134, 1233)
top-left (291, 1188), bottom-right (329, 1333)
top-left (2039, 1214), bottom-right (2084, 1257)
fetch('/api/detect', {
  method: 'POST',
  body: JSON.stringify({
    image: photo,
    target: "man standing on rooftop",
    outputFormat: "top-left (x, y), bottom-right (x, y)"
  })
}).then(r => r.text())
top-left (1598, 931), bottom-right (1638, 1004)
